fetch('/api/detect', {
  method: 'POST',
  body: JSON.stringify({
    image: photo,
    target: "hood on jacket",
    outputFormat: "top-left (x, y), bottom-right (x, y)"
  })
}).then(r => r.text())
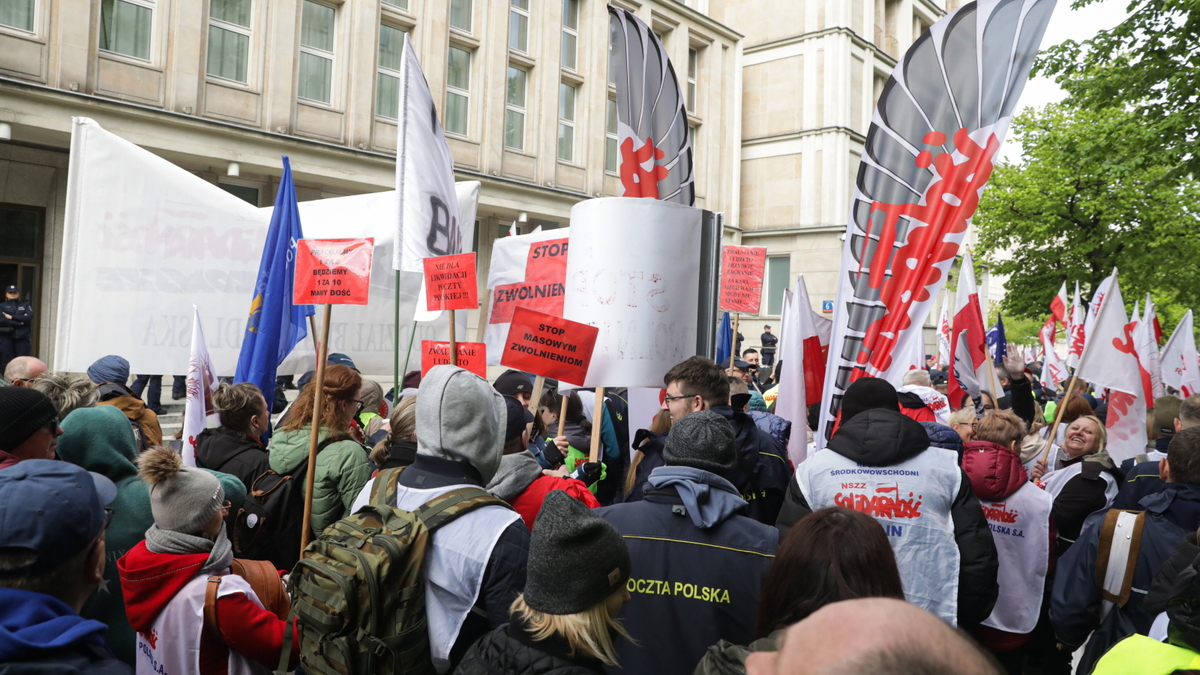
top-left (961, 440), bottom-right (1028, 501)
top-left (115, 541), bottom-right (210, 632)
top-left (487, 451), bottom-right (544, 502)
top-left (921, 422), bottom-right (964, 456)
top-left (195, 427), bottom-right (263, 468)
top-left (897, 391), bottom-right (929, 411)
top-left (0, 589), bottom-right (111, 663)
top-left (58, 405), bottom-right (139, 482)
top-left (827, 408), bottom-right (930, 466)
top-left (416, 365), bottom-right (505, 484)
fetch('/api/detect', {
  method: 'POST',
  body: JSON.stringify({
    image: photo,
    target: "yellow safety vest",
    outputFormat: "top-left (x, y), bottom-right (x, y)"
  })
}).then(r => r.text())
top-left (1092, 635), bottom-right (1200, 675)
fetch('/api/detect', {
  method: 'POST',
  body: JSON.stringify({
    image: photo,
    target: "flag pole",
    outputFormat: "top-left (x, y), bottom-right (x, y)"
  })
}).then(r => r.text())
top-left (589, 388), bottom-right (606, 464)
top-left (300, 303), bottom-right (333, 553)
top-left (1039, 376), bottom-right (1079, 466)
top-left (401, 320), bottom-right (417, 377)
top-left (528, 375), bottom-right (545, 436)
top-left (449, 310), bottom-right (458, 366)
top-left (476, 294), bottom-right (491, 344)
top-left (557, 392), bottom-right (569, 438)
top-left (394, 270), bottom-right (401, 404)
top-left (732, 313), bottom-right (740, 366)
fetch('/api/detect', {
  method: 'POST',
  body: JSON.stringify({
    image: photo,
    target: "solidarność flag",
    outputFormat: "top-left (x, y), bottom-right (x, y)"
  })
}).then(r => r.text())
top-left (183, 306), bottom-right (218, 467)
top-left (816, 0), bottom-right (1056, 444)
top-left (1161, 310), bottom-right (1200, 398)
top-left (1066, 281), bottom-right (1085, 369)
top-left (948, 252), bottom-right (990, 410)
top-left (608, 6), bottom-right (694, 205)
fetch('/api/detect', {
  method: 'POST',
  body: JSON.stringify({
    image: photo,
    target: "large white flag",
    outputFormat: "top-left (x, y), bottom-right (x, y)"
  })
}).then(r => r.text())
top-left (1083, 273), bottom-right (1113, 348)
top-left (1073, 271), bottom-right (1144, 464)
top-left (1066, 281), bottom-right (1085, 369)
top-left (775, 275), bottom-right (830, 465)
top-left (1161, 310), bottom-right (1200, 398)
top-left (936, 300), bottom-right (952, 369)
top-left (182, 306), bottom-right (218, 467)
top-left (1132, 300), bottom-right (1164, 402)
top-left (1040, 320), bottom-right (1068, 391)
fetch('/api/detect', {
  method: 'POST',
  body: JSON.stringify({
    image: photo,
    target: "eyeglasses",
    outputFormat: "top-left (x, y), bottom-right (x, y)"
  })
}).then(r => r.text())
top-left (43, 417), bottom-right (59, 432)
top-left (354, 400), bottom-right (365, 416)
top-left (663, 393), bottom-right (697, 403)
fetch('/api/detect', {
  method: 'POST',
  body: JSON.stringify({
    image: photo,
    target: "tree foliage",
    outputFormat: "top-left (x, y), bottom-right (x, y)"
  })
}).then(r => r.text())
top-left (974, 104), bottom-right (1200, 326)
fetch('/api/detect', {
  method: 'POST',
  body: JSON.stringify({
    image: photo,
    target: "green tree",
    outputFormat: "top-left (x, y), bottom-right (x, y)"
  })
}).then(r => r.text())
top-left (973, 103), bottom-right (1200, 322)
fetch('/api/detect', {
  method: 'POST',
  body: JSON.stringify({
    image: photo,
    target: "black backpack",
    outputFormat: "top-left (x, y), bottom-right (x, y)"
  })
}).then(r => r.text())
top-left (231, 435), bottom-right (339, 571)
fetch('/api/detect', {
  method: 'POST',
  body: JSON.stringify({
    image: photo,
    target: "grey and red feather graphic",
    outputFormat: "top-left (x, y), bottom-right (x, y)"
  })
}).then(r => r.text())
top-left (817, 0), bottom-right (1056, 444)
top-left (608, 6), bottom-right (694, 206)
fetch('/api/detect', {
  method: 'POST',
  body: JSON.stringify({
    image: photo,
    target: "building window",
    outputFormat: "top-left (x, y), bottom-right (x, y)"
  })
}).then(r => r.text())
top-left (207, 0), bottom-right (251, 83)
top-left (767, 256), bottom-right (791, 316)
top-left (687, 48), bottom-right (698, 113)
top-left (450, 0), bottom-right (471, 32)
top-left (505, 65), bottom-right (527, 150)
top-left (100, 0), bottom-right (153, 61)
top-left (298, 0), bottom-right (335, 104)
top-left (445, 46), bottom-right (471, 136)
top-left (561, 0), bottom-right (578, 70)
top-left (382, 0), bottom-right (408, 9)
top-left (219, 183), bottom-right (260, 206)
top-left (375, 24), bottom-right (406, 119)
top-left (605, 96), bottom-right (618, 173)
top-left (0, 0), bottom-right (35, 31)
top-left (557, 83), bottom-right (576, 162)
top-left (509, 0), bottom-right (529, 52)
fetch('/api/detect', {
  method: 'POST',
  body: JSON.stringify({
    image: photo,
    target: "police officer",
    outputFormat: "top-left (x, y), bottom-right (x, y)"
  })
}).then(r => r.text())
top-left (596, 411), bottom-right (779, 675)
top-left (0, 285), bottom-right (33, 377)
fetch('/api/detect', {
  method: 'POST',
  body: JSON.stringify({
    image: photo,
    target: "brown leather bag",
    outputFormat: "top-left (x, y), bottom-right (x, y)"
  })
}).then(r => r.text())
top-left (202, 558), bottom-right (291, 638)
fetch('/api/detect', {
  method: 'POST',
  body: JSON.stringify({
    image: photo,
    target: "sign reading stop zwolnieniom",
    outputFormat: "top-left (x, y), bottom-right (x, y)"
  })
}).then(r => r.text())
top-left (719, 245), bottom-right (767, 313)
top-left (294, 238), bottom-right (375, 305)
top-left (501, 306), bottom-right (599, 387)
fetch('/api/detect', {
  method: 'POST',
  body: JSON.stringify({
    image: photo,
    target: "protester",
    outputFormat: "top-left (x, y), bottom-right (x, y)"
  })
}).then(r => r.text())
top-left (0, 284), bottom-right (33, 376)
top-left (129, 375), bottom-right (168, 416)
top-left (356, 378), bottom-right (387, 445)
top-left (494, 369), bottom-right (535, 406)
top-left (729, 376), bottom-right (790, 448)
top-left (0, 460), bottom-right (128, 674)
top-left (3, 355), bottom-right (46, 386)
top-left (960, 410), bottom-right (1054, 672)
top-left (1051, 426), bottom-right (1200, 673)
top-left (1018, 401), bottom-right (1049, 470)
top-left (370, 393), bottom-right (418, 470)
top-left (350, 365), bottom-right (529, 672)
top-left (742, 598), bottom-right (1003, 675)
top-left (949, 406), bottom-right (977, 443)
top-left (776, 376), bottom-right (999, 628)
top-left (693, 507), bottom-right (906, 674)
top-left (728, 358), bottom-right (759, 393)
top-left (922, 421), bottom-right (965, 459)
top-left (0, 386), bottom-right (60, 469)
top-left (897, 369), bottom-right (950, 424)
top-left (759, 326), bottom-right (777, 367)
top-left (29, 372), bottom-right (99, 419)
top-left (1032, 414), bottom-right (1120, 555)
top-left (86, 355), bottom-right (163, 449)
top-left (454, 491), bottom-right (631, 675)
top-left (624, 410), bottom-right (672, 497)
top-left (194, 382), bottom-right (272, 491)
top-left (1039, 393), bottom-right (1093, 447)
top-left (535, 389), bottom-right (605, 492)
top-left (269, 363), bottom-right (373, 537)
top-left (117, 447), bottom-right (299, 675)
top-left (1117, 394), bottom-right (1197, 510)
top-left (597, 410), bottom-right (779, 675)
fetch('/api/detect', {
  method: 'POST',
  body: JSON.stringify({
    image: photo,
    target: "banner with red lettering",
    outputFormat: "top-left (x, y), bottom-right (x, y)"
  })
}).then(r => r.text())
top-left (815, 0), bottom-right (1055, 444)
top-left (293, 238), bottom-right (374, 305)
top-left (719, 245), bottom-right (767, 314)
top-left (422, 253), bottom-right (478, 311)
top-left (501, 307), bottom-right (599, 386)
top-left (421, 340), bottom-right (486, 379)
top-left (485, 229), bottom-right (570, 365)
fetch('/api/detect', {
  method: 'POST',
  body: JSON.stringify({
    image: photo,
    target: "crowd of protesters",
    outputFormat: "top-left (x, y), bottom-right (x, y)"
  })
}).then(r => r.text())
top-left (1, 342), bottom-right (1198, 675)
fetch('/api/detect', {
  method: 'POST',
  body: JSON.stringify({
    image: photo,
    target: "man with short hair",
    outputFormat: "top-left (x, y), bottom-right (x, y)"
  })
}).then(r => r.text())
top-left (1052, 425), bottom-right (1200, 673)
top-left (0, 460), bottom-right (130, 674)
top-left (492, 369), bottom-right (535, 406)
top-left (1117, 394), bottom-right (1198, 509)
top-left (3, 356), bottom-right (47, 387)
top-left (760, 325), bottom-right (777, 367)
top-left (0, 387), bottom-right (62, 470)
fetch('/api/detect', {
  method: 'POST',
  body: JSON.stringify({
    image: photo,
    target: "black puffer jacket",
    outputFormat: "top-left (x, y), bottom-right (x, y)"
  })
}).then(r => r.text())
top-left (194, 427), bottom-right (270, 492)
top-left (775, 408), bottom-right (999, 628)
top-left (453, 622), bottom-right (605, 675)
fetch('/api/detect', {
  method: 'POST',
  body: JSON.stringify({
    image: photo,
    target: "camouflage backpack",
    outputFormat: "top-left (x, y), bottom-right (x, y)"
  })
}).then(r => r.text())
top-left (287, 466), bottom-right (509, 675)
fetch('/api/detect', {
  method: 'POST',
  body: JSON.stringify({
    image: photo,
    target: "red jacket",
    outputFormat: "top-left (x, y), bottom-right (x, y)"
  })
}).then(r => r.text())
top-left (509, 475), bottom-right (600, 530)
top-left (117, 541), bottom-right (298, 675)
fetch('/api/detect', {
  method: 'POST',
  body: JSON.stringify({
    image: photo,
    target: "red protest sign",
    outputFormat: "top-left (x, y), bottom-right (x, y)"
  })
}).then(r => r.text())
top-left (423, 253), bottom-right (478, 311)
top-left (294, 238), bottom-right (375, 305)
top-left (489, 237), bottom-right (569, 325)
top-left (421, 340), bottom-right (487, 379)
top-left (719, 245), bottom-right (767, 313)
top-left (501, 306), bottom-right (599, 386)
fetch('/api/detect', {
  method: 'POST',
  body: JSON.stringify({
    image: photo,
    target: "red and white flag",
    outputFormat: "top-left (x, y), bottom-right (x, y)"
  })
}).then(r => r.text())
top-left (1161, 310), bottom-right (1200, 398)
top-left (948, 253), bottom-right (990, 409)
top-left (1066, 281), bottom-right (1085, 370)
top-left (1050, 281), bottom-right (1068, 327)
top-left (1040, 320), bottom-right (1068, 390)
top-left (1073, 271), bottom-right (1145, 464)
top-left (182, 306), bottom-right (219, 467)
top-left (776, 274), bottom-right (831, 465)
top-left (1083, 273), bottom-right (1113, 347)
top-left (1132, 299), bottom-right (1164, 401)
top-left (936, 302), bottom-right (952, 370)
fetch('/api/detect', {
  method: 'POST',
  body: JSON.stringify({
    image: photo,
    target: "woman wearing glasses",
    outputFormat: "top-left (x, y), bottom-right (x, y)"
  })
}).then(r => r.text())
top-left (267, 364), bottom-right (374, 538)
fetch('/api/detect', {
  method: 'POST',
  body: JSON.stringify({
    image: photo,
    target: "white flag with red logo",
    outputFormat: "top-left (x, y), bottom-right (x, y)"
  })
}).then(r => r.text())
top-left (813, 0), bottom-right (1055, 445)
top-left (182, 306), bottom-right (219, 467)
top-left (776, 274), bottom-right (831, 465)
top-left (936, 301), bottom-right (952, 369)
top-left (1083, 274), bottom-right (1113, 348)
top-left (1066, 281), bottom-right (1085, 369)
top-left (1132, 300), bottom-right (1164, 401)
top-left (1040, 318), bottom-right (1068, 390)
top-left (1073, 271), bottom-right (1144, 464)
top-left (1161, 310), bottom-right (1200, 398)
top-left (1050, 281), bottom-right (1068, 327)
top-left (947, 253), bottom-right (991, 410)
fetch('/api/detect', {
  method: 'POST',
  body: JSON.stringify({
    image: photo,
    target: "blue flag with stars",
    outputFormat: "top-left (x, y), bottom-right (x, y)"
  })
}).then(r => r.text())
top-left (987, 314), bottom-right (1007, 366)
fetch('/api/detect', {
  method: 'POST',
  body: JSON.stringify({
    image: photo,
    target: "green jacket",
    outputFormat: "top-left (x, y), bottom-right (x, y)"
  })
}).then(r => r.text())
top-left (57, 405), bottom-right (247, 666)
top-left (1092, 635), bottom-right (1200, 675)
top-left (268, 427), bottom-right (373, 536)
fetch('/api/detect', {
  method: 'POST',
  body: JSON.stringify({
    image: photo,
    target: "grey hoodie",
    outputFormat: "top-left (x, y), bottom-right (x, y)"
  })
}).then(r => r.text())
top-left (486, 451), bottom-right (545, 502)
top-left (416, 365), bottom-right (507, 483)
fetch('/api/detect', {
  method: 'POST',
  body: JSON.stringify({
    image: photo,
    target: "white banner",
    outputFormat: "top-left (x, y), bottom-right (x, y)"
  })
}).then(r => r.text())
top-left (563, 198), bottom-right (701, 388)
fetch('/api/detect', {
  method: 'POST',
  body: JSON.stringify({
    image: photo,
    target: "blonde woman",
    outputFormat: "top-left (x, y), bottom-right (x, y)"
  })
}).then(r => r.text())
top-left (454, 491), bottom-right (631, 674)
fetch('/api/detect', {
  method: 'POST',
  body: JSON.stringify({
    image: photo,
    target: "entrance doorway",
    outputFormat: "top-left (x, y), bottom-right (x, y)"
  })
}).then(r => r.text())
top-left (0, 203), bottom-right (44, 358)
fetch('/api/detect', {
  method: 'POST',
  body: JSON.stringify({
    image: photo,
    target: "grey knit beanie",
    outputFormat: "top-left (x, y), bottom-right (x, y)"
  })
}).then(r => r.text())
top-left (524, 491), bottom-right (630, 615)
top-left (663, 410), bottom-right (737, 474)
top-left (138, 446), bottom-right (225, 534)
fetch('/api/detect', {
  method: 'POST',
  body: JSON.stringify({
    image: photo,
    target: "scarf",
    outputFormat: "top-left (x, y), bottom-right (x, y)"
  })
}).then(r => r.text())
top-left (144, 523), bottom-right (234, 575)
top-left (647, 466), bottom-right (747, 529)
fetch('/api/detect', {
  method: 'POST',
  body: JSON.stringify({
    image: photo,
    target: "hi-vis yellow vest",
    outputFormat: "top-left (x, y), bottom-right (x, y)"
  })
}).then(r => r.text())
top-left (1092, 635), bottom-right (1200, 675)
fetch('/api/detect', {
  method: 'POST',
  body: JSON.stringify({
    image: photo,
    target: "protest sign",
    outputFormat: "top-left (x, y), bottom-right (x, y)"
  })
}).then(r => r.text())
top-left (486, 232), bottom-right (571, 364)
top-left (293, 239), bottom-right (374, 305)
top-left (421, 340), bottom-right (486, 378)
top-left (501, 306), bottom-right (599, 386)
top-left (563, 198), bottom-right (702, 387)
top-left (423, 253), bottom-right (478, 311)
top-left (719, 245), bottom-right (766, 313)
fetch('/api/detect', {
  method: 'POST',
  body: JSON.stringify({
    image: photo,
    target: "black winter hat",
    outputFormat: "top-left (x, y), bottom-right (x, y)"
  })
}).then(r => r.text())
top-left (503, 395), bottom-right (534, 442)
top-left (525, 491), bottom-right (630, 615)
top-left (840, 377), bottom-right (900, 423)
top-left (663, 410), bottom-right (737, 474)
top-left (0, 387), bottom-right (59, 451)
top-left (494, 370), bottom-right (534, 397)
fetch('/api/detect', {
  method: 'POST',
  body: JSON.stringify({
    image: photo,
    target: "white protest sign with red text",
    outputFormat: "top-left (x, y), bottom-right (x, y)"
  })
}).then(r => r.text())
top-left (501, 306), bottom-right (599, 386)
top-left (719, 245), bottom-right (766, 314)
top-left (485, 229), bottom-right (570, 365)
top-left (421, 340), bottom-right (486, 379)
top-left (423, 252), bottom-right (478, 311)
top-left (294, 238), bottom-right (374, 305)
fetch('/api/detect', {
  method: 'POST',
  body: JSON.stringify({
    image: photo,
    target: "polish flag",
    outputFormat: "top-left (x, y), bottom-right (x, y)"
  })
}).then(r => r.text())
top-left (1040, 319), bottom-right (1068, 391)
top-left (1050, 281), bottom-right (1068, 326)
top-left (182, 306), bottom-right (219, 467)
top-left (1066, 281), bottom-right (1085, 370)
top-left (948, 253), bottom-right (990, 409)
top-left (1145, 295), bottom-right (1164, 345)
top-left (1132, 299), bottom-right (1164, 401)
top-left (1073, 270), bottom-right (1145, 464)
top-left (936, 302), bottom-right (952, 370)
top-left (776, 274), bottom-right (831, 465)
top-left (1083, 274), bottom-right (1114, 347)
top-left (1161, 310), bottom-right (1200, 398)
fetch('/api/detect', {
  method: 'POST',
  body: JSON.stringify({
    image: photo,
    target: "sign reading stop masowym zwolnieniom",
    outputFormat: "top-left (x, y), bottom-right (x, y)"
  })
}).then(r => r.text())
top-left (719, 245), bottom-right (767, 314)
top-left (423, 252), bottom-right (479, 311)
top-left (501, 306), bottom-right (599, 386)
top-left (294, 238), bottom-right (375, 305)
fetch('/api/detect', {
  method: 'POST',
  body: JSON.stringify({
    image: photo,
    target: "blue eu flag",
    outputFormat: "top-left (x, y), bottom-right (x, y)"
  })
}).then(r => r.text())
top-left (716, 312), bottom-right (733, 367)
top-left (987, 314), bottom-right (1007, 366)
top-left (234, 157), bottom-right (314, 409)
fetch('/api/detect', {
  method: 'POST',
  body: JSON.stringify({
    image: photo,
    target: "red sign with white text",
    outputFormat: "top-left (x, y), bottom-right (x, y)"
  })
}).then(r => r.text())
top-left (294, 238), bottom-right (374, 305)
top-left (421, 340), bottom-right (487, 379)
top-left (489, 238), bottom-right (569, 324)
top-left (719, 245), bottom-right (767, 313)
top-left (501, 306), bottom-right (599, 386)
top-left (423, 253), bottom-right (479, 311)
